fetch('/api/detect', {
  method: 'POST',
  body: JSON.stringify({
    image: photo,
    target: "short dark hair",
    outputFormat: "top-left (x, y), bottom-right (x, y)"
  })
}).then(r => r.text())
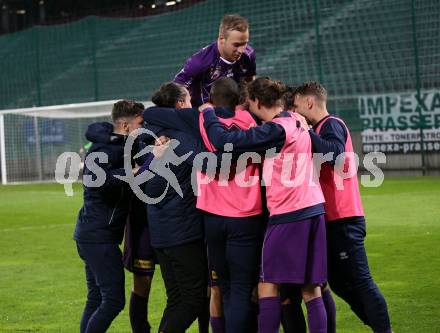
top-left (282, 85), bottom-right (297, 111)
top-left (247, 77), bottom-right (286, 108)
top-left (238, 79), bottom-right (250, 107)
top-left (210, 77), bottom-right (239, 110)
top-left (112, 100), bottom-right (144, 122)
top-left (294, 81), bottom-right (327, 102)
top-left (219, 14), bottom-right (249, 37)
top-left (151, 82), bottom-right (188, 107)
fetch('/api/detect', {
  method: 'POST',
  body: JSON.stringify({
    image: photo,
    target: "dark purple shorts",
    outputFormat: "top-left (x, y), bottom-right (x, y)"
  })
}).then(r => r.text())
top-left (123, 197), bottom-right (156, 276)
top-left (260, 214), bottom-right (327, 285)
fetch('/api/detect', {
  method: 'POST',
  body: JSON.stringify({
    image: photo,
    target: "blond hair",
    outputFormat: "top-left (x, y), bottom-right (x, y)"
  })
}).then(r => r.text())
top-left (219, 14), bottom-right (249, 38)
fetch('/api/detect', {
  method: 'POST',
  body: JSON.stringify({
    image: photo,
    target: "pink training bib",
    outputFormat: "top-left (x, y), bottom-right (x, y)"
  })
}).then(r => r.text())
top-left (264, 113), bottom-right (325, 216)
top-left (197, 109), bottom-right (262, 217)
top-left (315, 116), bottom-right (364, 222)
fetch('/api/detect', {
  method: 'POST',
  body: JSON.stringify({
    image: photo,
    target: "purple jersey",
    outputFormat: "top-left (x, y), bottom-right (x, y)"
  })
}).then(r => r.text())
top-left (174, 41), bottom-right (256, 107)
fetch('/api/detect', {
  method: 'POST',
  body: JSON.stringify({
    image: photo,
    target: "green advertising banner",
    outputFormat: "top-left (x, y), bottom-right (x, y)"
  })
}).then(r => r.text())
top-left (359, 90), bottom-right (440, 153)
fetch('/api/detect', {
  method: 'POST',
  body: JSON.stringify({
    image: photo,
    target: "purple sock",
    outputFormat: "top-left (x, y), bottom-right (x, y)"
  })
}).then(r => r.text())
top-left (210, 316), bottom-right (225, 333)
top-left (258, 296), bottom-right (281, 333)
top-left (129, 292), bottom-right (150, 333)
top-left (305, 297), bottom-right (327, 333)
top-left (322, 289), bottom-right (336, 333)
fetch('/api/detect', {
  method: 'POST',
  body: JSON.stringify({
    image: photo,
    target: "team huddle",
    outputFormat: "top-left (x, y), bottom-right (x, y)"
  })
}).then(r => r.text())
top-left (73, 14), bottom-right (392, 333)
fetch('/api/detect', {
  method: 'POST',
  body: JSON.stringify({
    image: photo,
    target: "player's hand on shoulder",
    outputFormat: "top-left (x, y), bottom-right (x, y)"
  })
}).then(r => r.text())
top-left (155, 135), bottom-right (170, 146)
top-left (153, 136), bottom-right (171, 159)
top-left (132, 165), bottom-right (140, 175)
top-left (295, 113), bottom-right (311, 130)
top-left (199, 103), bottom-right (214, 113)
top-left (153, 143), bottom-right (170, 159)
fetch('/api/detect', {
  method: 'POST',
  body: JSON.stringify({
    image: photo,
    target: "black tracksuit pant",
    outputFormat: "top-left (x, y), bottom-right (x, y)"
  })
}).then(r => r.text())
top-left (154, 239), bottom-right (208, 333)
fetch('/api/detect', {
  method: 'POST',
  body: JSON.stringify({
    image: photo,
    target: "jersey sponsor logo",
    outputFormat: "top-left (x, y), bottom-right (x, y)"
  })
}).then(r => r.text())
top-left (210, 65), bottom-right (222, 80)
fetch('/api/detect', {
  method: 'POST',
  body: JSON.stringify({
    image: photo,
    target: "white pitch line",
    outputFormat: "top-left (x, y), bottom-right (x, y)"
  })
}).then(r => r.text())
top-left (0, 223), bottom-right (73, 232)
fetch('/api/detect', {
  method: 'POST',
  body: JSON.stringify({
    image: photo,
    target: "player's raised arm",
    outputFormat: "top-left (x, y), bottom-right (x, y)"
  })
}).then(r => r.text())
top-left (173, 48), bottom-right (207, 88)
top-left (202, 107), bottom-right (285, 153)
top-left (309, 120), bottom-right (346, 161)
top-left (200, 77), bottom-right (290, 153)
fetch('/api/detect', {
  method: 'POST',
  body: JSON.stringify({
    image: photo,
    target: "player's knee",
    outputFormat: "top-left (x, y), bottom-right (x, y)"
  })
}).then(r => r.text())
top-left (85, 296), bottom-right (101, 309)
top-left (102, 296), bottom-right (125, 317)
top-left (258, 282), bottom-right (278, 298)
top-left (301, 284), bottom-right (321, 303)
top-left (108, 289), bottom-right (126, 310)
top-left (86, 289), bottom-right (102, 304)
top-left (113, 297), bottom-right (126, 314)
top-left (358, 281), bottom-right (388, 306)
top-left (352, 275), bottom-right (375, 291)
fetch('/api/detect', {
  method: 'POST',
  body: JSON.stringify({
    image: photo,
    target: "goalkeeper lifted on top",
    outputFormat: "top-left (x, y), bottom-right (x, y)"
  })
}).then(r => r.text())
top-left (174, 14), bottom-right (256, 107)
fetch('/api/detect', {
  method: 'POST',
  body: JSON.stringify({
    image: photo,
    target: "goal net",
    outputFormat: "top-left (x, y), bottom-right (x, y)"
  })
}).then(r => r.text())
top-left (0, 100), bottom-right (153, 184)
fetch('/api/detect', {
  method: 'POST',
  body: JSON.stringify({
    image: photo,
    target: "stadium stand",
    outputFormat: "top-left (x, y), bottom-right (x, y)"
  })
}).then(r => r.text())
top-left (0, 0), bottom-right (439, 182)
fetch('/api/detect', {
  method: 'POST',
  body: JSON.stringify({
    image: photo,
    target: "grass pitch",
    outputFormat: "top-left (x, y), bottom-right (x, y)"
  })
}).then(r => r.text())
top-left (0, 177), bottom-right (439, 332)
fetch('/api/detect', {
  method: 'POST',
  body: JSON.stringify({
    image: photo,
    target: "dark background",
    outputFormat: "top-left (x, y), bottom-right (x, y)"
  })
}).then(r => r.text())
top-left (0, 0), bottom-right (203, 34)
